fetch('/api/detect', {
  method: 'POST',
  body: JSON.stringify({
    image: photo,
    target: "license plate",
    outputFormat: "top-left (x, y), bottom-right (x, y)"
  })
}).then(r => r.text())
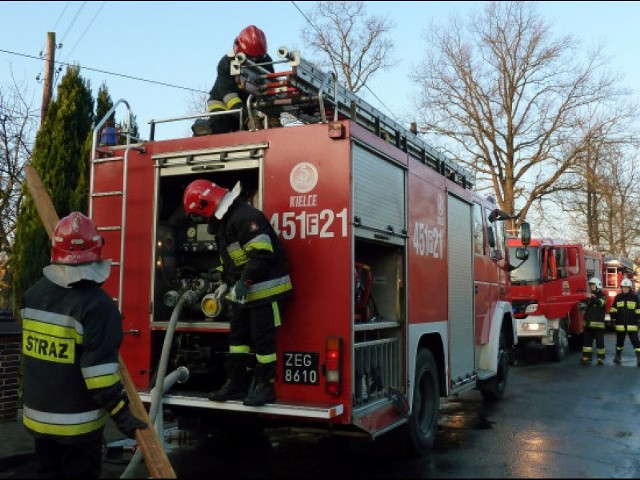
top-left (283, 351), bottom-right (320, 385)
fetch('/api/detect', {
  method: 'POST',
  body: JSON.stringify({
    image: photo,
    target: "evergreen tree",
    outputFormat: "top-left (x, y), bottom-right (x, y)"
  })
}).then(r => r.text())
top-left (12, 65), bottom-right (94, 313)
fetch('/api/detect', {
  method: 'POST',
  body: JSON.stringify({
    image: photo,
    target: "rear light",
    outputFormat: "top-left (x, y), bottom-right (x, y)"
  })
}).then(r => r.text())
top-left (324, 336), bottom-right (342, 396)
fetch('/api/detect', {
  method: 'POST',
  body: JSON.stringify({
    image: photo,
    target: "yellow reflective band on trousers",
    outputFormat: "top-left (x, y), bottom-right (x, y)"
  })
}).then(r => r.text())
top-left (23, 406), bottom-right (106, 436)
top-left (588, 321), bottom-right (605, 329)
top-left (256, 353), bottom-right (276, 364)
top-left (230, 345), bottom-right (251, 354)
top-left (616, 324), bottom-right (639, 331)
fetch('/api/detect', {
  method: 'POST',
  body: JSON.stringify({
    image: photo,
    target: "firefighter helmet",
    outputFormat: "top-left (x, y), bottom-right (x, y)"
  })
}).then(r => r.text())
top-left (621, 278), bottom-right (633, 288)
top-left (234, 25), bottom-right (267, 58)
top-left (183, 179), bottom-right (228, 218)
top-left (588, 277), bottom-right (602, 289)
top-left (51, 211), bottom-right (104, 265)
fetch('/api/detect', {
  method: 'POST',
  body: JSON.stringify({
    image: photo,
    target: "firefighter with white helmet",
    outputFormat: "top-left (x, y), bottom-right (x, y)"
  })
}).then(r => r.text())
top-left (183, 179), bottom-right (293, 406)
top-left (581, 277), bottom-right (606, 365)
top-left (20, 212), bottom-right (147, 477)
top-left (192, 25), bottom-right (274, 136)
top-left (609, 277), bottom-right (640, 365)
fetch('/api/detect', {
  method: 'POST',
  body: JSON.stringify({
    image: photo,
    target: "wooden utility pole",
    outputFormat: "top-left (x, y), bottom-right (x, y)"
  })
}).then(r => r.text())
top-left (41, 32), bottom-right (55, 125)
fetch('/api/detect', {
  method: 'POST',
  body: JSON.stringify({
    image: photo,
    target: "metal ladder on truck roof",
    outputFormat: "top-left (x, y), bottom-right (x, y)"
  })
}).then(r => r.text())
top-left (89, 99), bottom-right (145, 310)
top-left (234, 46), bottom-right (473, 189)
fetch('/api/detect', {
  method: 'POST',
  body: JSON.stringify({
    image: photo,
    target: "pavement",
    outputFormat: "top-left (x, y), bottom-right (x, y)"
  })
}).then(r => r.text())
top-left (0, 409), bottom-right (139, 478)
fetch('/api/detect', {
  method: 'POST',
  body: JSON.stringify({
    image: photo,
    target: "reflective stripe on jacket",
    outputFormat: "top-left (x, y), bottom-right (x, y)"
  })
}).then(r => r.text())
top-left (216, 199), bottom-right (292, 307)
top-left (20, 277), bottom-right (124, 444)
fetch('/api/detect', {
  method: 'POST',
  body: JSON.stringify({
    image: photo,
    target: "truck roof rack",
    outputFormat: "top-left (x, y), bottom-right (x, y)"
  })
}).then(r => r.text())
top-left (235, 47), bottom-right (473, 189)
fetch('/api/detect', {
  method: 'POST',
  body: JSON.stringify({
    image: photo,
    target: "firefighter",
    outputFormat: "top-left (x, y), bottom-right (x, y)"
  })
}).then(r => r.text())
top-left (183, 179), bottom-right (293, 406)
top-left (20, 212), bottom-right (147, 478)
top-left (192, 25), bottom-right (274, 136)
top-left (581, 277), bottom-right (606, 365)
top-left (609, 277), bottom-right (640, 365)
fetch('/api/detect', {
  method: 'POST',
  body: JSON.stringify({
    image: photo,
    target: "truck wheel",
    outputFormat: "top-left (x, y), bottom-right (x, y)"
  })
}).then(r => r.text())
top-left (548, 325), bottom-right (568, 362)
top-left (480, 332), bottom-right (508, 401)
top-left (408, 348), bottom-right (440, 455)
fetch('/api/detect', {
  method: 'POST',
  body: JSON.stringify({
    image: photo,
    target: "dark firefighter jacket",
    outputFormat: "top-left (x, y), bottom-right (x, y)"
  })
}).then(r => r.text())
top-left (583, 289), bottom-right (606, 329)
top-left (609, 290), bottom-right (640, 331)
top-left (20, 277), bottom-right (125, 444)
top-left (207, 51), bottom-right (274, 113)
top-left (214, 198), bottom-right (292, 307)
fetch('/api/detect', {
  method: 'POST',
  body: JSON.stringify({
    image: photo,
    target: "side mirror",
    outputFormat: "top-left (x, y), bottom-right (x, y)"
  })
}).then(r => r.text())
top-left (515, 247), bottom-right (529, 261)
top-left (520, 221), bottom-right (531, 246)
top-left (488, 208), bottom-right (510, 223)
top-left (487, 226), bottom-right (496, 248)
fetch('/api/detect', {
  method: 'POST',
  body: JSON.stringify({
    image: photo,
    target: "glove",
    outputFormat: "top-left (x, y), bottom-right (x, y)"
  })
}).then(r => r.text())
top-left (112, 406), bottom-right (148, 439)
top-left (232, 280), bottom-right (251, 303)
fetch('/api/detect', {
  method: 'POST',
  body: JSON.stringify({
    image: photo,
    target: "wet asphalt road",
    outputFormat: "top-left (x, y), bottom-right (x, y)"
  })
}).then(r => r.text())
top-left (4, 331), bottom-right (640, 478)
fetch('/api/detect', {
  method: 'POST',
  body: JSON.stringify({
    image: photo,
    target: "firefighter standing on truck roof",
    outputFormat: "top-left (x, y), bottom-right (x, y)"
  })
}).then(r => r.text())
top-left (581, 277), bottom-right (607, 365)
top-left (192, 25), bottom-right (274, 136)
top-left (609, 277), bottom-right (640, 366)
top-left (20, 212), bottom-right (147, 478)
top-left (183, 179), bottom-right (293, 406)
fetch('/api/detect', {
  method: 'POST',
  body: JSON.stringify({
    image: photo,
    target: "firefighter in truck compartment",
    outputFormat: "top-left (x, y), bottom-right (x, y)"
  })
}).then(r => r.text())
top-left (609, 277), bottom-right (640, 365)
top-left (581, 277), bottom-right (607, 365)
top-left (183, 179), bottom-right (293, 406)
top-left (20, 212), bottom-right (147, 478)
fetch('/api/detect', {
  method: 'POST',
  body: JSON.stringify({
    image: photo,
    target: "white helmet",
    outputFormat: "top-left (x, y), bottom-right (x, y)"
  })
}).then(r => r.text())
top-left (621, 278), bottom-right (633, 288)
top-left (588, 277), bottom-right (602, 289)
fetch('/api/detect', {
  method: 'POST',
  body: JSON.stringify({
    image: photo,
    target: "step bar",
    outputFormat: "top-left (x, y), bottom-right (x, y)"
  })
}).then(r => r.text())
top-left (138, 391), bottom-right (344, 420)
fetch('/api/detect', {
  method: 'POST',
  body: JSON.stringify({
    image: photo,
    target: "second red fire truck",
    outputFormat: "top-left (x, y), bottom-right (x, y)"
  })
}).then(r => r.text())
top-left (507, 238), bottom-right (602, 361)
top-left (90, 47), bottom-right (530, 455)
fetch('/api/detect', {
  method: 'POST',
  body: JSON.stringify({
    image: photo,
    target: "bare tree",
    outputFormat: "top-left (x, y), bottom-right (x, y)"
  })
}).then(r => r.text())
top-left (0, 75), bottom-right (38, 308)
top-left (300, 1), bottom-right (396, 93)
top-left (411, 1), bottom-right (628, 230)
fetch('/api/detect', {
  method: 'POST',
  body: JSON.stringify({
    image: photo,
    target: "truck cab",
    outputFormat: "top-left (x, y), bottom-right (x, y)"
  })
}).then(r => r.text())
top-left (507, 238), bottom-right (602, 361)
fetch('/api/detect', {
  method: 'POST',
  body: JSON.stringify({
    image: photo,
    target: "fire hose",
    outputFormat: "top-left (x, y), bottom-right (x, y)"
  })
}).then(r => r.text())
top-left (121, 282), bottom-right (206, 478)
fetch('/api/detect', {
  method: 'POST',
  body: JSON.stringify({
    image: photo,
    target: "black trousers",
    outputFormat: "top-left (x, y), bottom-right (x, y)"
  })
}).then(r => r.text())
top-left (34, 435), bottom-right (103, 478)
top-left (583, 328), bottom-right (605, 352)
top-left (615, 328), bottom-right (640, 351)
top-left (229, 301), bottom-right (280, 357)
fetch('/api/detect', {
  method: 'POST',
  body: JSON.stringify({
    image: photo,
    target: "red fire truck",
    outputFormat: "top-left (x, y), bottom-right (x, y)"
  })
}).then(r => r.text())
top-left (89, 48), bottom-right (530, 455)
top-left (506, 237), bottom-right (602, 361)
top-left (602, 254), bottom-right (636, 329)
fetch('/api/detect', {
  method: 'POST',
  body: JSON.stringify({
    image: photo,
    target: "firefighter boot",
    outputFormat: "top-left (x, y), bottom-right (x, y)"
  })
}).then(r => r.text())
top-left (613, 350), bottom-right (622, 365)
top-left (243, 362), bottom-right (276, 407)
top-left (208, 354), bottom-right (251, 402)
top-left (636, 351), bottom-right (640, 367)
top-left (581, 350), bottom-right (592, 365)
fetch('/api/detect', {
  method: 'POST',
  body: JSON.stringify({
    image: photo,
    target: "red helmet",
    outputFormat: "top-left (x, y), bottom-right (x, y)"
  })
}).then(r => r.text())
top-left (183, 179), bottom-right (228, 218)
top-left (51, 212), bottom-right (104, 264)
top-left (234, 25), bottom-right (267, 58)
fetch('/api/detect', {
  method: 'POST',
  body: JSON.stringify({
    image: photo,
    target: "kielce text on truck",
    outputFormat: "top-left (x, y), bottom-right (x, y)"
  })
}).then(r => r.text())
top-left (89, 47), bottom-right (530, 455)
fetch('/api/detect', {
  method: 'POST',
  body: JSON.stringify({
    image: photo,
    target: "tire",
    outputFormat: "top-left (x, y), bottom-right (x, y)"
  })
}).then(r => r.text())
top-left (480, 332), bottom-right (508, 401)
top-left (408, 348), bottom-right (440, 455)
top-left (548, 324), bottom-right (568, 362)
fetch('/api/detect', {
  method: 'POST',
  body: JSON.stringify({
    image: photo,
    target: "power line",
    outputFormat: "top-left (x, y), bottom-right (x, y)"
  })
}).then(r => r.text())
top-left (0, 48), bottom-right (206, 94)
top-left (59, 1), bottom-right (87, 46)
top-left (63, 2), bottom-right (107, 64)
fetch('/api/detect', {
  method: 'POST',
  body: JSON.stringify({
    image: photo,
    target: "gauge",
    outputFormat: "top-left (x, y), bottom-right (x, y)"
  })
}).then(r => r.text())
top-left (187, 226), bottom-right (196, 238)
